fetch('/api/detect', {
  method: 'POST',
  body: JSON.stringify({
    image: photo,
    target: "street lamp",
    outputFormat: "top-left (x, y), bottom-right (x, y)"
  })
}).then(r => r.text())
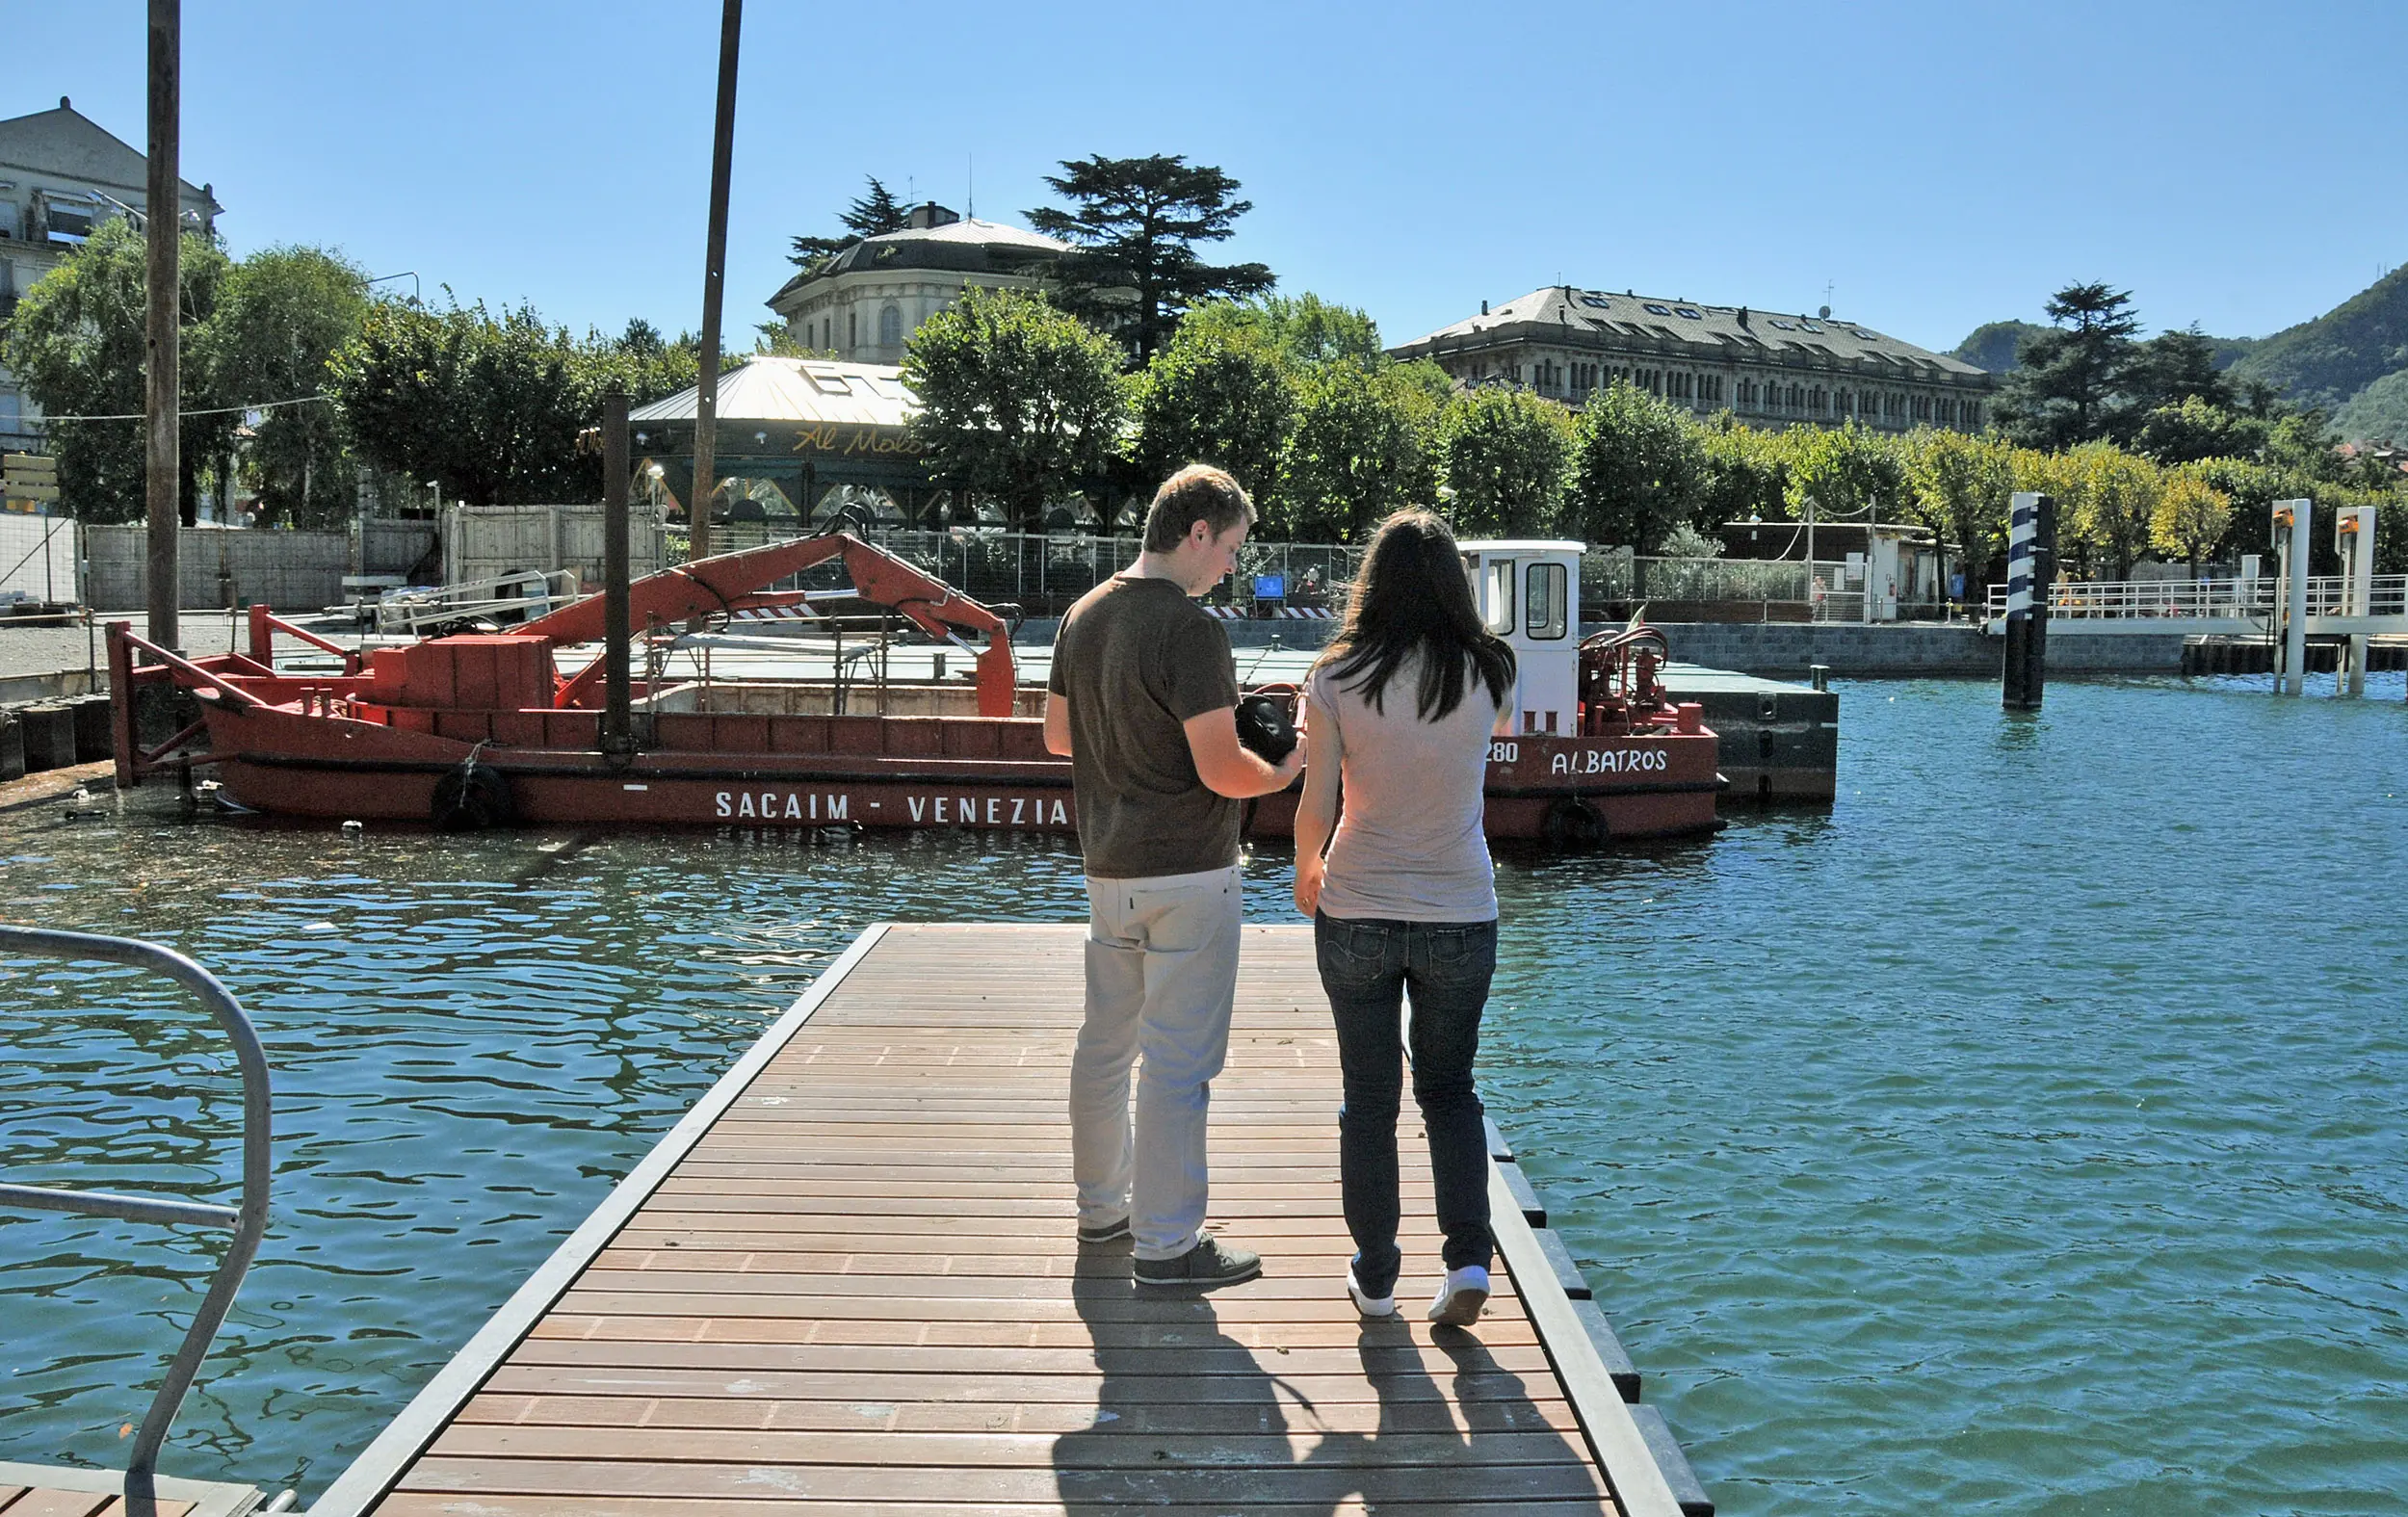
top-left (425, 480), bottom-right (441, 517)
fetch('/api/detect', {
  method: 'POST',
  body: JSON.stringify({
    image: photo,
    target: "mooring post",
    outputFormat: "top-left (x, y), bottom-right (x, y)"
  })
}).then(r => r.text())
top-left (2337, 504), bottom-right (2373, 697)
top-left (602, 387), bottom-right (634, 759)
top-left (2002, 491), bottom-right (2053, 710)
top-left (2275, 499), bottom-right (2310, 695)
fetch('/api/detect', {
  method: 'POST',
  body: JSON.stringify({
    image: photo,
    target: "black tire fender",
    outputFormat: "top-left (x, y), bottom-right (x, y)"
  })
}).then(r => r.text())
top-left (432, 762), bottom-right (514, 830)
top-left (1541, 796), bottom-right (1605, 850)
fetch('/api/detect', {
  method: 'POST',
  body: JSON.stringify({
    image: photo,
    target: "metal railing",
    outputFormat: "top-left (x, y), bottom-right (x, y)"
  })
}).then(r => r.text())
top-left (1984, 574), bottom-right (2408, 620)
top-left (0, 927), bottom-right (272, 1496)
top-left (686, 525), bottom-right (1366, 618)
top-left (369, 568), bottom-right (582, 633)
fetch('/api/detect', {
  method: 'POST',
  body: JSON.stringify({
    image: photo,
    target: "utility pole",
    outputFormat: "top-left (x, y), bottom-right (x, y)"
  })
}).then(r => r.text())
top-left (690, 0), bottom-right (742, 565)
top-left (144, 0), bottom-right (181, 648)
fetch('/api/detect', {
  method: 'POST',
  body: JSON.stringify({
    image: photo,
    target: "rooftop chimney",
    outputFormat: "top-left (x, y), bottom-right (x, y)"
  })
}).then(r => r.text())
top-left (905, 202), bottom-right (961, 230)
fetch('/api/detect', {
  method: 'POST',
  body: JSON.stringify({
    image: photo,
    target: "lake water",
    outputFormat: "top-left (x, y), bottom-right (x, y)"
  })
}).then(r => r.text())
top-left (2, 672), bottom-right (2403, 1513)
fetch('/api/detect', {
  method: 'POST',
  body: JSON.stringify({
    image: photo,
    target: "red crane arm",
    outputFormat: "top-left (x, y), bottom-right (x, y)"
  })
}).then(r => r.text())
top-left (523, 532), bottom-right (1022, 719)
top-left (518, 533), bottom-right (853, 645)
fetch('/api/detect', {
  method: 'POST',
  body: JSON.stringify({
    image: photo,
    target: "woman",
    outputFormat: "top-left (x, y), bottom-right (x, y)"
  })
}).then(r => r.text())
top-left (1294, 510), bottom-right (1516, 1325)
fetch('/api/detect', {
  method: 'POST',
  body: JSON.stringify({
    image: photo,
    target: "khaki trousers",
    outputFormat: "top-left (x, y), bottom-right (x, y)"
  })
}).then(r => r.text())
top-left (1072, 864), bottom-right (1243, 1261)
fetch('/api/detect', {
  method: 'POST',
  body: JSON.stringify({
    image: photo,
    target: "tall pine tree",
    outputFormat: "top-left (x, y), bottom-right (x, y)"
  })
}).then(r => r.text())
top-left (1025, 154), bottom-right (1274, 365)
top-left (1996, 282), bottom-right (2142, 448)
top-left (789, 176), bottom-right (912, 270)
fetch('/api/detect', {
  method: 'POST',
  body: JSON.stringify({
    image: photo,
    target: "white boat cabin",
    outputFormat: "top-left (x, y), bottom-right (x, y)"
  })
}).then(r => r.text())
top-left (1459, 539), bottom-right (1584, 736)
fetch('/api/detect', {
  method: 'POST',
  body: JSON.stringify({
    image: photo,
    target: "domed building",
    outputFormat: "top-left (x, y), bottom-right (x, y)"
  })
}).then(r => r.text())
top-left (766, 202), bottom-right (1068, 365)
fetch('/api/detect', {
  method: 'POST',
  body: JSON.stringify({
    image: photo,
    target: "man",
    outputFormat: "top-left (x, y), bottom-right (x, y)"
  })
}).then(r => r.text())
top-left (1045, 463), bottom-right (1306, 1289)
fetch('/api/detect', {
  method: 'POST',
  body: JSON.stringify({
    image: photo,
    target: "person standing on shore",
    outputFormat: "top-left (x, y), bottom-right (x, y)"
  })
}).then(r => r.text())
top-left (1292, 510), bottom-right (1517, 1325)
top-left (1045, 464), bottom-right (1307, 1289)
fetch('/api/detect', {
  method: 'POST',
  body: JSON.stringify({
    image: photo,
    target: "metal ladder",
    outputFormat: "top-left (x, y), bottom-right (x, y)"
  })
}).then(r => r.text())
top-left (0, 926), bottom-right (272, 1505)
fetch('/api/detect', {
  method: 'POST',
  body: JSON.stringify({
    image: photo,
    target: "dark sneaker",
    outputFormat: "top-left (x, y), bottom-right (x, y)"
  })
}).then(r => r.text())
top-left (1134, 1234), bottom-right (1261, 1290)
top-left (1076, 1216), bottom-right (1132, 1245)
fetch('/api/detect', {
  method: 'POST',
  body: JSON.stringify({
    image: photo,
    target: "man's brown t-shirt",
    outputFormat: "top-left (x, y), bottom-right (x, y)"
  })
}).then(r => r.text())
top-left (1048, 574), bottom-right (1241, 879)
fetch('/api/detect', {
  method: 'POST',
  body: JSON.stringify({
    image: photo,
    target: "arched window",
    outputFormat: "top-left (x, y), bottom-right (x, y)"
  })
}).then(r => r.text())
top-left (878, 304), bottom-right (903, 348)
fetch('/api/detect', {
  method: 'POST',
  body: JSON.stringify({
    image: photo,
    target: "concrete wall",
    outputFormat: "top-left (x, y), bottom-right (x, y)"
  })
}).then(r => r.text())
top-left (1647, 621), bottom-right (2187, 676)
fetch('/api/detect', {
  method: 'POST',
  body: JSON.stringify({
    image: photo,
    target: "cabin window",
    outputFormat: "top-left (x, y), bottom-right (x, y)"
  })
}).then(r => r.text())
top-left (1481, 559), bottom-right (1515, 636)
top-left (1526, 562), bottom-right (1567, 641)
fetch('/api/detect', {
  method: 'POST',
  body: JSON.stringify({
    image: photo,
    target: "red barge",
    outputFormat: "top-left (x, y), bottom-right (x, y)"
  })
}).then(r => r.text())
top-left (107, 533), bottom-right (1720, 844)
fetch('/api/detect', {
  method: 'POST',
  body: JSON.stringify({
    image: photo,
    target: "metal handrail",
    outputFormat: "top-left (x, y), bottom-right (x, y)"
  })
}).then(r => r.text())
top-left (1983, 574), bottom-right (2408, 620)
top-left (0, 926), bottom-right (272, 1500)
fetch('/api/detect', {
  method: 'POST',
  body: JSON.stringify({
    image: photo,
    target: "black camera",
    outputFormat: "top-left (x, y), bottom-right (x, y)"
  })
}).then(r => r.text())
top-left (1233, 693), bottom-right (1298, 763)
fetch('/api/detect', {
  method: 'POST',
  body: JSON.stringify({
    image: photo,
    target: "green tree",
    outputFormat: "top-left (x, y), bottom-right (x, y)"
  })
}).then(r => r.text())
top-left (590, 319), bottom-right (703, 405)
top-left (2069, 441), bottom-right (2162, 581)
top-left (900, 287), bottom-right (1127, 532)
top-left (1566, 379), bottom-right (1704, 550)
top-left (1127, 319), bottom-right (1296, 508)
top-left (1695, 421), bottom-right (1793, 534)
top-left (330, 296), bottom-right (601, 506)
top-left (2125, 325), bottom-right (2234, 413)
top-left (1996, 282), bottom-right (2142, 449)
top-left (1435, 386), bottom-right (1572, 536)
top-left (1180, 294), bottom-right (1383, 371)
top-left (1785, 422), bottom-right (1904, 528)
top-left (1902, 428), bottom-right (2016, 602)
top-left (202, 245), bottom-right (369, 528)
top-left (789, 175), bottom-right (910, 270)
top-left (2151, 469), bottom-right (2235, 572)
top-left (2133, 394), bottom-right (2270, 465)
top-left (3, 218), bottom-right (233, 522)
top-left (1276, 359), bottom-right (1441, 541)
top-left (2005, 445), bottom-right (2090, 578)
top-left (1025, 154), bottom-right (1275, 365)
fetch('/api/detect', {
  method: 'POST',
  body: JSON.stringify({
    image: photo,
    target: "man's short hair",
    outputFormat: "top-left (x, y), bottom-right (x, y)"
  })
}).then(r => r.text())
top-left (1141, 464), bottom-right (1256, 553)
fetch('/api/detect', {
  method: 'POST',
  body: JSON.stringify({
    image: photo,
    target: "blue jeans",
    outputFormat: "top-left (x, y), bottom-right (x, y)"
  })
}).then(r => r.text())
top-left (1314, 912), bottom-right (1497, 1298)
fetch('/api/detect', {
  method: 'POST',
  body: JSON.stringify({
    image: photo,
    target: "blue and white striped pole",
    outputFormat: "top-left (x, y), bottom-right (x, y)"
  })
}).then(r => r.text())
top-left (2002, 491), bottom-right (2054, 710)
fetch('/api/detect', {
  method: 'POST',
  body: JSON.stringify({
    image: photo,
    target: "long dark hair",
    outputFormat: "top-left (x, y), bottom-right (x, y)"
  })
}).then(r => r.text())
top-left (1317, 510), bottom-right (1516, 721)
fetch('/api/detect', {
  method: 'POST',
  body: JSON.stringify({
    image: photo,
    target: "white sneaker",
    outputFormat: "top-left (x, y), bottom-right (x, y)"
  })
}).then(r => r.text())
top-left (1347, 1264), bottom-right (1397, 1319)
top-left (1427, 1265), bottom-right (1490, 1325)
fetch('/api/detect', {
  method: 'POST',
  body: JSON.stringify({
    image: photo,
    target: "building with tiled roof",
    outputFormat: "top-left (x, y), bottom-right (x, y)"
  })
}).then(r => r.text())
top-left (0, 96), bottom-right (222, 451)
top-left (767, 202), bottom-right (1067, 367)
top-left (1391, 285), bottom-right (1995, 433)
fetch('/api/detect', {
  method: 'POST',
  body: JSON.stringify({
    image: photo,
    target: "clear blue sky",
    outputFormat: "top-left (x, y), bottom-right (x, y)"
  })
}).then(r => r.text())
top-left (13, 0), bottom-right (2402, 357)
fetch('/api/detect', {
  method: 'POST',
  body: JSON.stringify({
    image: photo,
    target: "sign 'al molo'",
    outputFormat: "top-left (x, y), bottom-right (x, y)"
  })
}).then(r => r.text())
top-left (787, 424), bottom-right (927, 458)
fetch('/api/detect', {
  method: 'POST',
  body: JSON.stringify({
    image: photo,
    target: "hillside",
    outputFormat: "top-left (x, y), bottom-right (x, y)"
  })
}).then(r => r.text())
top-left (1950, 318), bottom-right (2255, 375)
top-left (2226, 263), bottom-right (2408, 414)
top-left (1948, 320), bottom-right (2049, 373)
top-left (2334, 368), bottom-right (2408, 445)
top-left (1951, 264), bottom-right (2408, 439)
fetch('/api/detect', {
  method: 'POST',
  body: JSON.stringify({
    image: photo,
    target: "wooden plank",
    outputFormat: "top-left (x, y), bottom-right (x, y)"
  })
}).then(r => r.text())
top-left (451, 1391), bottom-right (1581, 1435)
top-left (327, 924), bottom-right (1657, 1517)
top-left (393, 1456), bottom-right (1611, 1504)
top-left (375, 1496), bottom-right (1622, 1517)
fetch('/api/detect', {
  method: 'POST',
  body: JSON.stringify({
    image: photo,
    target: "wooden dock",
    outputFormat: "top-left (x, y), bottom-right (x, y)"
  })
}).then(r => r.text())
top-left (0, 1460), bottom-right (263, 1517)
top-left (312, 924), bottom-right (1700, 1517)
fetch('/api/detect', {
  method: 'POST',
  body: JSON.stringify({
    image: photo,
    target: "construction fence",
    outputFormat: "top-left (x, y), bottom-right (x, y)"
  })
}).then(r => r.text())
top-left (80, 519), bottom-right (436, 612)
top-left (0, 513), bottom-right (78, 605)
